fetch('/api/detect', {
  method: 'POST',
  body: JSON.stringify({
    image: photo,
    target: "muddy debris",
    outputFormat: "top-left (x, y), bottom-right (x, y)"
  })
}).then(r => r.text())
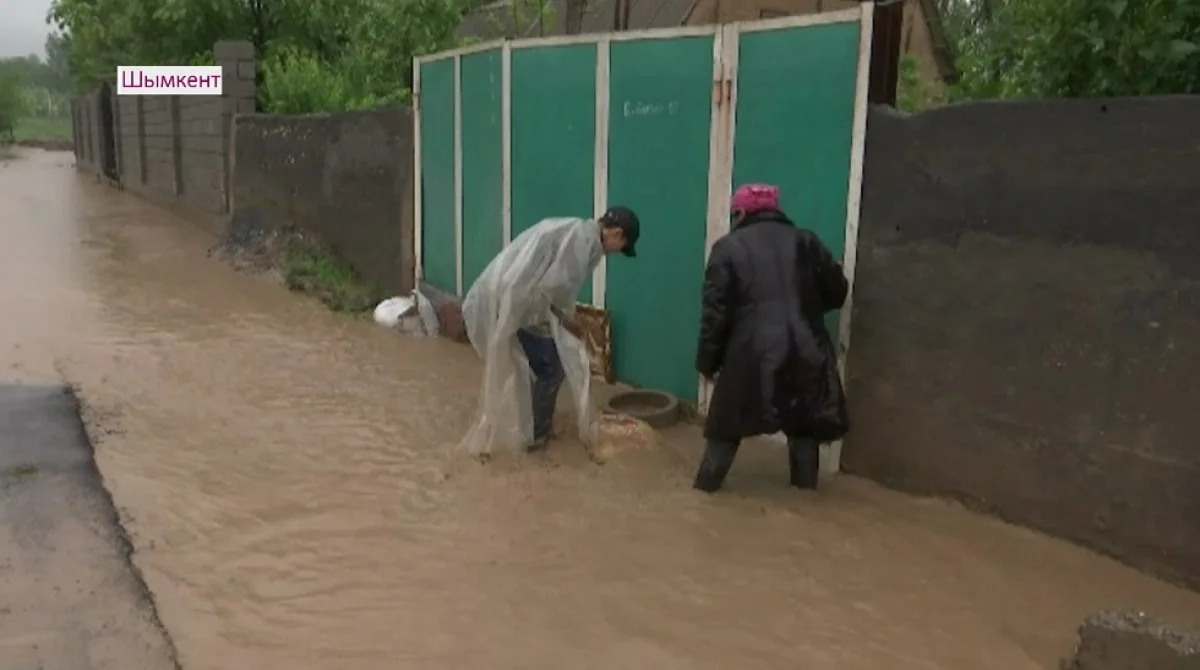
top-left (210, 209), bottom-right (384, 313)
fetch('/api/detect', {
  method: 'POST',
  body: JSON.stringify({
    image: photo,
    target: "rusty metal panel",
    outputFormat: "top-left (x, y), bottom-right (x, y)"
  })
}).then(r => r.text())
top-left (576, 304), bottom-right (614, 383)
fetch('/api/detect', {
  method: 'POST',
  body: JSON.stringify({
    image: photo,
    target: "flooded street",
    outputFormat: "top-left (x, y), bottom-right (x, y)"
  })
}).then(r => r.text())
top-left (2, 148), bottom-right (1198, 670)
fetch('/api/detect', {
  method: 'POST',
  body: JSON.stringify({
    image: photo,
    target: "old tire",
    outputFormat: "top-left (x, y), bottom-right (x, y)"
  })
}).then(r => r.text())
top-left (601, 389), bottom-right (681, 430)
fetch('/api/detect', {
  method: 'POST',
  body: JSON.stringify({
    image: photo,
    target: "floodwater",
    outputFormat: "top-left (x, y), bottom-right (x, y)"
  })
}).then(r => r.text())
top-left (1, 148), bottom-right (1198, 670)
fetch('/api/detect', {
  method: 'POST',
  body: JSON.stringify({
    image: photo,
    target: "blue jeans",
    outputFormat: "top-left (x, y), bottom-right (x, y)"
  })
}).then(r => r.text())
top-left (517, 328), bottom-right (564, 443)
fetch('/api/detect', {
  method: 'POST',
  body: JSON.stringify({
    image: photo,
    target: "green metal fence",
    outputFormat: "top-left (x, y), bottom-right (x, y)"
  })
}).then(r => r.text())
top-left (413, 5), bottom-right (873, 411)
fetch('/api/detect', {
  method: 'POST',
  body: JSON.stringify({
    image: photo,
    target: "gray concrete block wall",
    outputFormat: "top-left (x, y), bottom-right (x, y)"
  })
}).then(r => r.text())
top-left (74, 92), bottom-right (102, 173)
top-left (229, 109), bottom-right (416, 294)
top-left (115, 96), bottom-right (140, 182)
top-left (72, 40), bottom-right (256, 232)
top-left (844, 98), bottom-right (1200, 589)
top-left (178, 96), bottom-right (228, 213)
top-left (136, 96), bottom-right (177, 195)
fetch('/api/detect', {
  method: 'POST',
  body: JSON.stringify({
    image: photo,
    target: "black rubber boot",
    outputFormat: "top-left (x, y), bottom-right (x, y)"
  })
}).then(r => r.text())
top-left (693, 440), bottom-right (739, 493)
top-left (787, 437), bottom-right (820, 490)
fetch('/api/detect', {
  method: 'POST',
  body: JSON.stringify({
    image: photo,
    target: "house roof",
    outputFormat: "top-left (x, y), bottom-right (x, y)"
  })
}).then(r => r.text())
top-left (456, 0), bottom-right (700, 40)
top-left (914, 0), bottom-right (957, 81)
top-left (455, 0), bottom-right (956, 84)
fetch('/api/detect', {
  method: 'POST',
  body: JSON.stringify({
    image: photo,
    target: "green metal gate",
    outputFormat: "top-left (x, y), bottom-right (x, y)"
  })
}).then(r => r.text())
top-left (604, 30), bottom-right (718, 400)
top-left (730, 17), bottom-right (864, 341)
top-left (413, 4), bottom-right (872, 413)
top-left (509, 41), bottom-right (598, 303)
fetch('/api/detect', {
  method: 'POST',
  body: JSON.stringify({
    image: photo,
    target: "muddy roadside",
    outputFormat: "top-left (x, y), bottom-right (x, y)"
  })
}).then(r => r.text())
top-left (5, 139), bottom-right (74, 152)
top-left (208, 208), bottom-right (386, 315)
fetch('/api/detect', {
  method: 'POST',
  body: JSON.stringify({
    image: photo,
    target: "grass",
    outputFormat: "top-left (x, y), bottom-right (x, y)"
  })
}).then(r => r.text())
top-left (281, 239), bottom-right (385, 313)
top-left (13, 116), bottom-right (72, 143)
top-left (3, 464), bottom-right (39, 479)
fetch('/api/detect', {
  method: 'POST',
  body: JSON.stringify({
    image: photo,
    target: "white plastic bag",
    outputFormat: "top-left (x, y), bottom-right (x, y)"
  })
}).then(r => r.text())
top-left (374, 291), bottom-right (441, 337)
top-left (373, 296), bottom-right (415, 327)
top-left (414, 288), bottom-right (440, 337)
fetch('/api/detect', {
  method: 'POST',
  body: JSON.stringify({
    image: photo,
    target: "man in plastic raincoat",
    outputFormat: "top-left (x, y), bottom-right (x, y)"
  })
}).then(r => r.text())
top-left (461, 207), bottom-right (640, 454)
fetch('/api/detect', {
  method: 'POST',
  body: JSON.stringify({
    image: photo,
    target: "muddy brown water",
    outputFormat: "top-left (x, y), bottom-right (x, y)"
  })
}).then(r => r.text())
top-left (2, 149), bottom-right (1198, 670)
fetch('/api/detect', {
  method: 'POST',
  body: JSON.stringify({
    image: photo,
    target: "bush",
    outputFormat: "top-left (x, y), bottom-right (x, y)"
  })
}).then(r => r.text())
top-left (0, 72), bottom-right (25, 141)
top-left (261, 46), bottom-right (409, 115)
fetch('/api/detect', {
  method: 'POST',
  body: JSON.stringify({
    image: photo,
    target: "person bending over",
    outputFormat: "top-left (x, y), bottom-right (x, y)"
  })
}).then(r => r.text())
top-left (462, 207), bottom-right (640, 453)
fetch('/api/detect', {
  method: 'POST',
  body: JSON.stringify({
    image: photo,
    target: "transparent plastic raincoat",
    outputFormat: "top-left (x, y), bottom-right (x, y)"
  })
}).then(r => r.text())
top-left (459, 218), bottom-right (602, 455)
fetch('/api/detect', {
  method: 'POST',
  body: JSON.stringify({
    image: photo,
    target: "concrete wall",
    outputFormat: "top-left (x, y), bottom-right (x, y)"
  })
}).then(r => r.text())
top-left (74, 41), bottom-right (257, 234)
top-left (229, 109), bottom-right (416, 294)
top-left (73, 92), bottom-right (102, 170)
top-left (844, 98), bottom-right (1200, 588)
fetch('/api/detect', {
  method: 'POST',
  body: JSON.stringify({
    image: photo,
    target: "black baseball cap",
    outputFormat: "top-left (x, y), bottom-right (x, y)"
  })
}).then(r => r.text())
top-left (601, 206), bottom-right (640, 257)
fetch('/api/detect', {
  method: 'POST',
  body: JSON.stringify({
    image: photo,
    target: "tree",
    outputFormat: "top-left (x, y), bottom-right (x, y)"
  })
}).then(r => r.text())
top-left (44, 34), bottom-right (72, 92)
top-left (47, 0), bottom-right (468, 112)
top-left (261, 0), bottom-right (464, 112)
top-left (0, 67), bottom-right (27, 142)
top-left (943, 0), bottom-right (1200, 99)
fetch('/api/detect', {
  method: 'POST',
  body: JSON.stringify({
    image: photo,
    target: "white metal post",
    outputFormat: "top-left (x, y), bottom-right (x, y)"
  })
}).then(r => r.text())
top-left (453, 54), bottom-right (464, 295)
top-left (501, 42), bottom-right (513, 246)
top-left (826, 0), bottom-right (876, 473)
top-left (412, 58), bottom-right (424, 287)
top-left (698, 24), bottom-right (736, 414)
top-left (591, 37), bottom-right (612, 308)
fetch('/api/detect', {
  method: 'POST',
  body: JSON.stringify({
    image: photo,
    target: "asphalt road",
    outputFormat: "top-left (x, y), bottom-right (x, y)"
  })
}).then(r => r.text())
top-left (0, 384), bottom-right (177, 670)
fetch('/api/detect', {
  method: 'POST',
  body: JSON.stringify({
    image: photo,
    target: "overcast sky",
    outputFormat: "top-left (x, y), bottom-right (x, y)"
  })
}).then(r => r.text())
top-left (1, 0), bottom-right (54, 59)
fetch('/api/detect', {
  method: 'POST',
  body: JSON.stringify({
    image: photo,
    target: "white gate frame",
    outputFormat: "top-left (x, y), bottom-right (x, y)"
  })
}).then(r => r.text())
top-left (412, 3), bottom-right (873, 473)
top-left (698, 4), bottom-right (874, 473)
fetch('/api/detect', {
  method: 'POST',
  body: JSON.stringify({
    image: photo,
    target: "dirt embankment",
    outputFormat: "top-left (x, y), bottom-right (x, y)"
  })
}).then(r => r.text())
top-left (209, 209), bottom-right (385, 314)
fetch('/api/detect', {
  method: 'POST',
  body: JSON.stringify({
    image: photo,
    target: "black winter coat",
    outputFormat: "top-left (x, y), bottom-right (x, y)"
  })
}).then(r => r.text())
top-left (696, 210), bottom-right (850, 442)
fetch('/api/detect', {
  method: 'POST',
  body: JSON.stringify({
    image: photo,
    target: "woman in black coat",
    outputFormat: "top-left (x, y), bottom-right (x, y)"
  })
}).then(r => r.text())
top-left (693, 184), bottom-right (849, 493)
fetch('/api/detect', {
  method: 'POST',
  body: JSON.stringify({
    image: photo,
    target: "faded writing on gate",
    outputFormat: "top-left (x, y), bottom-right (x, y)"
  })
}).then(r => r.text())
top-left (622, 100), bottom-right (681, 118)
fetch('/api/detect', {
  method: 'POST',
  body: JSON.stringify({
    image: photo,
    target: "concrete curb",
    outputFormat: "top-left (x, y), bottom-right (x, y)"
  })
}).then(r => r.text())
top-left (1068, 610), bottom-right (1200, 670)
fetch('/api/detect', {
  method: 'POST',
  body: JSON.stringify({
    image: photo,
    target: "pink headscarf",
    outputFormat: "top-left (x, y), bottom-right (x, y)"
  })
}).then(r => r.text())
top-left (731, 183), bottom-right (780, 215)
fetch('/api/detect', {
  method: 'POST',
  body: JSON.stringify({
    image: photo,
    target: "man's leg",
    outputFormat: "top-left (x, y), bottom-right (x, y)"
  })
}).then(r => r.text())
top-left (786, 435), bottom-right (820, 489)
top-left (516, 329), bottom-right (565, 451)
top-left (693, 439), bottom-right (740, 493)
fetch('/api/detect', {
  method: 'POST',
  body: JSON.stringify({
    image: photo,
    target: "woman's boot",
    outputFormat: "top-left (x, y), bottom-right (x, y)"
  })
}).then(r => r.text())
top-left (787, 437), bottom-right (820, 489)
top-left (693, 440), bottom-right (739, 493)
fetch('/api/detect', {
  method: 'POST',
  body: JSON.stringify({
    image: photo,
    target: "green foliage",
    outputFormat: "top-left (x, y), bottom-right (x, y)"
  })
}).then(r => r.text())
top-left (18, 87), bottom-right (70, 118)
top-left (940, 0), bottom-right (1200, 99)
top-left (48, 0), bottom-right (468, 113)
top-left (13, 117), bottom-right (74, 143)
top-left (262, 47), bottom-right (396, 113)
top-left (282, 238), bottom-right (385, 313)
top-left (0, 36), bottom-right (76, 143)
top-left (896, 55), bottom-right (939, 113)
top-left (0, 67), bottom-right (28, 141)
